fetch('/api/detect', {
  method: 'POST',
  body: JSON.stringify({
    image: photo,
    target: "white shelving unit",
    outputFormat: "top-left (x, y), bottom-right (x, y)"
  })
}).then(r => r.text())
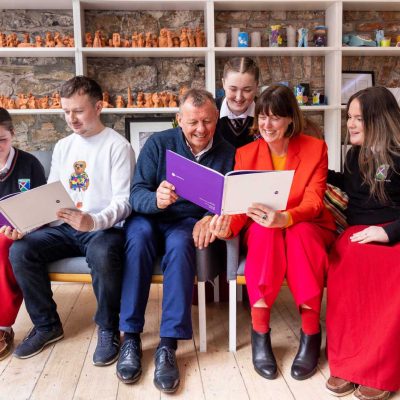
top-left (1, 0), bottom-right (400, 170)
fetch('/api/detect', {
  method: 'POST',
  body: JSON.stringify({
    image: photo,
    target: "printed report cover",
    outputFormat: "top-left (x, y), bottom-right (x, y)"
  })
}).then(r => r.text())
top-left (0, 181), bottom-right (76, 233)
top-left (166, 150), bottom-right (294, 215)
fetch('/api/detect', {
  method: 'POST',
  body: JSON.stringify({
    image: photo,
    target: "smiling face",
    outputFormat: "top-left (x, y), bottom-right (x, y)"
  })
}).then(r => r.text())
top-left (347, 98), bottom-right (365, 146)
top-left (61, 93), bottom-right (103, 138)
top-left (0, 125), bottom-right (13, 164)
top-left (222, 71), bottom-right (258, 116)
top-left (176, 98), bottom-right (219, 155)
top-left (258, 112), bottom-right (292, 153)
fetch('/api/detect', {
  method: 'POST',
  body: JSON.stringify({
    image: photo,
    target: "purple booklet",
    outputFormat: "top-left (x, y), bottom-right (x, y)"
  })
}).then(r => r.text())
top-left (0, 193), bottom-right (17, 228)
top-left (166, 150), bottom-right (294, 215)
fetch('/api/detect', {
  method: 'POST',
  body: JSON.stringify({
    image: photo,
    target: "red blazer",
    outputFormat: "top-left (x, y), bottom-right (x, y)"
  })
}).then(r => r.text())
top-left (229, 134), bottom-right (336, 236)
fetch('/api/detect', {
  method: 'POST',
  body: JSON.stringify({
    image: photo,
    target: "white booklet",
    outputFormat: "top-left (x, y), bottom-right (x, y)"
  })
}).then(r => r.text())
top-left (166, 150), bottom-right (294, 215)
top-left (0, 181), bottom-right (76, 233)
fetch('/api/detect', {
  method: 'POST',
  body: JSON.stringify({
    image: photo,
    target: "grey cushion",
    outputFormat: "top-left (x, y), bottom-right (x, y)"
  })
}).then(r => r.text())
top-left (47, 257), bottom-right (162, 275)
top-left (29, 150), bottom-right (52, 179)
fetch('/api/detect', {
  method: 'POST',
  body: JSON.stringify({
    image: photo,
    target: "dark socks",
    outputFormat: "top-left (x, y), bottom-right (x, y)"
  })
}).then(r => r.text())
top-left (159, 337), bottom-right (178, 350)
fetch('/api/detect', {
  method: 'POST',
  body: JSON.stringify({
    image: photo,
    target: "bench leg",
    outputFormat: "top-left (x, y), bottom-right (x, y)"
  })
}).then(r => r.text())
top-left (213, 275), bottom-right (220, 303)
top-left (237, 284), bottom-right (243, 302)
top-left (229, 280), bottom-right (237, 352)
top-left (198, 281), bottom-right (207, 352)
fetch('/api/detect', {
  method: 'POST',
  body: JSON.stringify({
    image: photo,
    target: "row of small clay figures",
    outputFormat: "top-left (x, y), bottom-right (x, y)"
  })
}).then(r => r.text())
top-left (0, 93), bottom-right (62, 110)
top-left (0, 32), bottom-right (74, 48)
top-left (103, 90), bottom-right (178, 108)
top-left (86, 27), bottom-right (206, 48)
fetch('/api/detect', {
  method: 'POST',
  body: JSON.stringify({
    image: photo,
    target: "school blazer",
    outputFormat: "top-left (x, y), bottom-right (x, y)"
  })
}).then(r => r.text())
top-left (229, 134), bottom-right (336, 237)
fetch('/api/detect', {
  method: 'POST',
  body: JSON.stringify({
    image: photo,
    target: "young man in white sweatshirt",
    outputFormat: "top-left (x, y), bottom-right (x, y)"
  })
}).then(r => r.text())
top-left (7, 76), bottom-right (135, 365)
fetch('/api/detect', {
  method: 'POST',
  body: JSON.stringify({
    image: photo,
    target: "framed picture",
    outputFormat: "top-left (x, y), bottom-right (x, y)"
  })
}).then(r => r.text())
top-left (125, 117), bottom-right (175, 157)
top-left (341, 71), bottom-right (375, 104)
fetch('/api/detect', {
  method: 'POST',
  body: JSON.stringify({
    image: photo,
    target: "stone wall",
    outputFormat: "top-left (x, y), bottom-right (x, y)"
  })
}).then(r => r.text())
top-left (1, 9), bottom-right (399, 150)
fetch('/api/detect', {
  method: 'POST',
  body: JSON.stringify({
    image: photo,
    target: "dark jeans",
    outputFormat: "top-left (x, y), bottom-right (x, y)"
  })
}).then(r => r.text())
top-left (9, 223), bottom-right (124, 331)
top-left (120, 215), bottom-right (197, 339)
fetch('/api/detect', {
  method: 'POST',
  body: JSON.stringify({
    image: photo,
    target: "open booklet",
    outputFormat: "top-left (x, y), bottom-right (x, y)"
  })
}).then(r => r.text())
top-left (0, 181), bottom-right (76, 234)
top-left (166, 150), bottom-right (294, 215)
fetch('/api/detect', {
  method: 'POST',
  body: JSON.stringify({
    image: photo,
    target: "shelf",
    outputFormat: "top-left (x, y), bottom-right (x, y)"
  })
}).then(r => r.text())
top-left (214, 47), bottom-right (335, 57)
top-left (82, 47), bottom-right (208, 58)
top-left (343, 1), bottom-right (400, 11)
top-left (0, 48), bottom-right (76, 58)
top-left (7, 108), bottom-right (179, 115)
top-left (102, 107), bottom-right (179, 114)
top-left (80, 0), bottom-right (206, 11)
top-left (300, 105), bottom-right (337, 111)
top-left (213, 0), bottom-right (337, 11)
top-left (0, 0), bottom-right (72, 9)
top-left (341, 47), bottom-right (400, 56)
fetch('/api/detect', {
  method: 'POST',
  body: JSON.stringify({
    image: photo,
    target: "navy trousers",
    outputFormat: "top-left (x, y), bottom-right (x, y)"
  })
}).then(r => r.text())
top-left (9, 224), bottom-right (124, 331)
top-left (120, 215), bottom-right (197, 339)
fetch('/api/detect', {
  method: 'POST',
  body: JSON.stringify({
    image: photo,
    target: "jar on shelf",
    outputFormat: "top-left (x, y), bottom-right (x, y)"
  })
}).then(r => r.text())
top-left (313, 25), bottom-right (327, 47)
top-left (286, 25), bottom-right (296, 47)
top-left (269, 25), bottom-right (283, 47)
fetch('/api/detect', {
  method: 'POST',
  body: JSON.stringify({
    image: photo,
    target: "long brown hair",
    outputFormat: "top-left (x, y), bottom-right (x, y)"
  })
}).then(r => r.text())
top-left (345, 86), bottom-right (400, 202)
top-left (250, 84), bottom-right (303, 138)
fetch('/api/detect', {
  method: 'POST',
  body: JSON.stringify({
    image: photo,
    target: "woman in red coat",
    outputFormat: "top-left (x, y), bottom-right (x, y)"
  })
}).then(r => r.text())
top-left (326, 87), bottom-right (400, 400)
top-left (211, 85), bottom-right (336, 381)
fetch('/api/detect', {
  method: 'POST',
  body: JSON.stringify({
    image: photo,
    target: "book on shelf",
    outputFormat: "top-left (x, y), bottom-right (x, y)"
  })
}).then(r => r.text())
top-left (166, 150), bottom-right (294, 215)
top-left (0, 181), bottom-right (76, 234)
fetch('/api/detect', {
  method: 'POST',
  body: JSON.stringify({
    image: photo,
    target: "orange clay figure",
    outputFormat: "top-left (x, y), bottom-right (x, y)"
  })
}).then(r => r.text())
top-left (168, 93), bottom-right (178, 107)
top-left (151, 92), bottom-right (161, 107)
top-left (144, 93), bottom-right (153, 108)
top-left (167, 30), bottom-right (173, 47)
top-left (0, 33), bottom-right (6, 47)
top-left (28, 94), bottom-right (37, 109)
top-left (127, 87), bottom-right (134, 108)
top-left (54, 32), bottom-right (65, 47)
top-left (145, 32), bottom-right (152, 48)
top-left (93, 30), bottom-right (102, 47)
top-left (45, 32), bottom-right (55, 47)
top-left (138, 33), bottom-right (145, 47)
top-left (173, 36), bottom-right (180, 47)
top-left (39, 96), bottom-right (49, 109)
top-left (85, 32), bottom-right (93, 47)
top-left (7, 98), bottom-right (17, 109)
top-left (136, 91), bottom-right (145, 107)
top-left (159, 28), bottom-right (168, 47)
top-left (131, 32), bottom-right (138, 48)
top-left (160, 91), bottom-right (170, 107)
top-left (112, 33), bottom-right (121, 48)
top-left (102, 92), bottom-right (114, 108)
top-left (17, 33), bottom-right (33, 47)
top-left (115, 95), bottom-right (125, 108)
top-left (195, 26), bottom-right (205, 47)
top-left (35, 35), bottom-right (42, 47)
top-left (188, 28), bottom-right (195, 47)
top-left (50, 92), bottom-right (61, 109)
top-left (180, 27), bottom-right (189, 47)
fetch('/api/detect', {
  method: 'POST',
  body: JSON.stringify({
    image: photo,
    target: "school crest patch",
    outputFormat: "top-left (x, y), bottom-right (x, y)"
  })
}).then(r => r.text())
top-left (375, 164), bottom-right (390, 181)
top-left (18, 178), bottom-right (31, 192)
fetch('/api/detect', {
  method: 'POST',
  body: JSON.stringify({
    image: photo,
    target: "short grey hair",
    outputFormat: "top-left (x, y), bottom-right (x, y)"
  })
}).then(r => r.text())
top-left (178, 88), bottom-right (217, 113)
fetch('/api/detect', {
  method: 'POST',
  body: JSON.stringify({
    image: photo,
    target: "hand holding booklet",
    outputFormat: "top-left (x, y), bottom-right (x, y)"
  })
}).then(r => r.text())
top-left (0, 181), bottom-right (76, 234)
top-left (166, 150), bottom-right (294, 215)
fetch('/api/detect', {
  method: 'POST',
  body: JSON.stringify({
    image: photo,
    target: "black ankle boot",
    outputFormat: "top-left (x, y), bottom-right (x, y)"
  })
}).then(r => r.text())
top-left (291, 329), bottom-right (321, 380)
top-left (251, 328), bottom-right (277, 380)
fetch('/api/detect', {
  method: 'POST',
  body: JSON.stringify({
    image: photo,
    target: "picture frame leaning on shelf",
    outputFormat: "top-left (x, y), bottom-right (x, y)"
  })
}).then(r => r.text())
top-left (125, 116), bottom-right (175, 159)
top-left (341, 71), bottom-right (375, 105)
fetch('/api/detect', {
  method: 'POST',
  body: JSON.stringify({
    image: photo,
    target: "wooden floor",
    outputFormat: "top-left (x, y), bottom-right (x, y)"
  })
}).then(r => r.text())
top-left (0, 284), bottom-right (398, 400)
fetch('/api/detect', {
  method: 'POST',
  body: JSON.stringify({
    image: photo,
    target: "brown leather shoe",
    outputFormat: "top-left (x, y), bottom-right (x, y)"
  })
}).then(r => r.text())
top-left (0, 328), bottom-right (14, 361)
top-left (353, 386), bottom-right (391, 400)
top-left (326, 375), bottom-right (355, 397)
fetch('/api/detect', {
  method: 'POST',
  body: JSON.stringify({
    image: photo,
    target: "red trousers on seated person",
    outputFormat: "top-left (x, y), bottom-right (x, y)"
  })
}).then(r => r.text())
top-left (243, 221), bottom-right (336, 313)
top-left (0, 235), bottom-right (23, 326)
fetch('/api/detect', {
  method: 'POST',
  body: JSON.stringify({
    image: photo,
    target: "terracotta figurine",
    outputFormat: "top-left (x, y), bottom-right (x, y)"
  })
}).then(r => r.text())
top-left (180, 27), bottom-right (189, 47)
top-left (102, 92), bottom-right (113, 108)
top-left (131, 32), bottom-right (138, 48)
top-left (168, 93), bottom-right (178, 107)
top-left (27, 94), bottom-right (37, 109)
top-left (136, 91), bottom-right (145, 107)
top-left (39, 96), bottom-right (49, 109)
top-left (7, 98), bottom-right (17, 109)
top-left (188, 28), bottom-right (195, 47)
top-left (35, 35), bottom-right (42, 47)
top-left (17, 33), bottom-right (34, 47)
top-left (195, 27), bottom-right (205, 47)
top-left (115, 95), bottom-right (125, 108)
top-left (152, 34), bottom-right (158, 48)
top-left (127, 87), bottom-right (134, 108)
top-left (173, 36), bottom-right (180, 47)
top-left (123, 35), bottom-right (130, 47)
top-left (160, 91), bottom-right (170, 107)
top-left (55, 32), bottom-right (65, 47)
top-left (45, 32), bottom-right (55, 47)
top-left (138, 33), bottom-right (145, 47)
top-left (144, 92), bottom-right (153, 108)
top-left (145, 32), bottom-right (152, 48)
top-left (112, 33), bottom-right (121, 48)
top-left (0, 33), bottom-right (6, 47)
top-left (85, 32), bottom-right (93, 47)
top-left (152, 92), bottom-right (161, 107)
top-left (93, 30), bottom-right (102, 47)
top-left (167, 30), bottom-right (173, 47)
top-left (16, 93), bottom-right (28, 109)
top-left (50, 92), bottom-right (61, 109)
top-left (159, 28), bottom-right (168, 47)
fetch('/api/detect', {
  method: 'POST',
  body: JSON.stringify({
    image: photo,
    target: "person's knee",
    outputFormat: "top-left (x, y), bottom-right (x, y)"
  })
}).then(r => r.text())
top-left (125, 217), bottom-right (155, 248)
top-left (87, 239), bottom-right (123, 276)
top-left (9, 240), bottom-right (31, 270)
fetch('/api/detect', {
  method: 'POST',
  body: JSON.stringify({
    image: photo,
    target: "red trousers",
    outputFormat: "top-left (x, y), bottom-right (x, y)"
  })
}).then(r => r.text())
top-left (243, 221), bottom-right (336, 313)
top-left (327, 225), bottom-right (400, 391)
top-left (0, 235), bottom-right (23, 326)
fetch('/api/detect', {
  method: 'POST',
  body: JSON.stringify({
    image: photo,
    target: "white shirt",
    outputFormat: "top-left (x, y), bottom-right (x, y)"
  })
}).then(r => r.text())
top-left (48, 127), bottom-right (135, 230)
top-left (0, 146), bottom-right (15, 175)
top-left (219, 98), bottom-right (255, 120)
